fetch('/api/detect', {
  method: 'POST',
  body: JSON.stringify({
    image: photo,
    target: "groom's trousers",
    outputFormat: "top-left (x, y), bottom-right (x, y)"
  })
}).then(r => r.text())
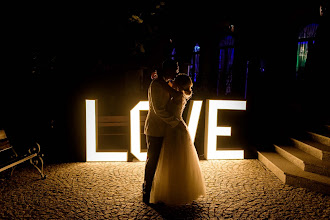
top-left (143, 135), bottom-right (164, 201)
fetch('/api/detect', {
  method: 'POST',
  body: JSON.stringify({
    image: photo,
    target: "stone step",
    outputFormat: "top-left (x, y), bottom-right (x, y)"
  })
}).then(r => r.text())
top-left (274, 144), bottom-right (330, 177)
top-left (290, 138), bottom-right (330, 161)
top-left (258, 151), bottom-right (330, 194)
top-left (307, 131), bottom-right (330, 147)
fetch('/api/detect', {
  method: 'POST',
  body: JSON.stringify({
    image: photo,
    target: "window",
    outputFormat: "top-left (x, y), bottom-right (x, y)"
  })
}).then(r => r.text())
top-left (296, 23), bottom-right (319, 76)
top-left (218, 35), bottom-right (235, 96)
top-left (171, 47), bottom-right (176, 60)
top-left (188, 43), bottom-right (200, 82)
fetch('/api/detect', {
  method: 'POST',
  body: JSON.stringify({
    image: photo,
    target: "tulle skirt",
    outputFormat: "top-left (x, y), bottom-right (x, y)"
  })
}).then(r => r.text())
top-left (150, 123), bottom-right (206, 205)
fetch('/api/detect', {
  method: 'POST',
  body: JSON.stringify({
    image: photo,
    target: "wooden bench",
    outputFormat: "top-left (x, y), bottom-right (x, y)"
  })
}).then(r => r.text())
top-left (0, 129), bottom-right (46, 179)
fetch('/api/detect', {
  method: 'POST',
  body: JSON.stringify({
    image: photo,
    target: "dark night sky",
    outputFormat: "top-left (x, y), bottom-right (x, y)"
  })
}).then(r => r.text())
top-left (30, 0), bottom-right (322, 80)
top-left (32, 0), bottom-right (320, 49)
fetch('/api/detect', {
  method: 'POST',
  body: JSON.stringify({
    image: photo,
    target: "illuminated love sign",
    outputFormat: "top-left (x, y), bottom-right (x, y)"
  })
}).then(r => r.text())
top-left (86, 100), bottom-right (128, 161)
top-left (204, 100), bottom-right (246, 159)
top-left (130, 101), bottom-right (149, 161)
top-left (86, 99), bottom-right (246, 161)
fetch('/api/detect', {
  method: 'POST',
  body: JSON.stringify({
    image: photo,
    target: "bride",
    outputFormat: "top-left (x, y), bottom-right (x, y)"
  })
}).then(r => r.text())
top-left (150, 73), bottom-right (206, 205)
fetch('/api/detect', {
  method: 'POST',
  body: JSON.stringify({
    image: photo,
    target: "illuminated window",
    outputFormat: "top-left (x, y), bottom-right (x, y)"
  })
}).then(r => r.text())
top-left (188, 43), bottom-right (200, 82)
top-left (296, 23), bottom-right (319, 76)
top-left (218, 35), bottom-right (235, 96)
top-left (171, 48), bottom-right (176, 60)
top-left (168, 38), bottom-right (176, 61)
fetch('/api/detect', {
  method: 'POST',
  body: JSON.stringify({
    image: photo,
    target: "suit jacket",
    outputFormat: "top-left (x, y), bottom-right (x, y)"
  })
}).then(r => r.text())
top-left (144, 78), bottom-right (180, 137)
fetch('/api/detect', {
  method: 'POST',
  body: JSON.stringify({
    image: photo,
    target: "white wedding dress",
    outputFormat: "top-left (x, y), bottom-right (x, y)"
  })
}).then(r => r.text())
top-left (150, 93), bottom-right (206, 205)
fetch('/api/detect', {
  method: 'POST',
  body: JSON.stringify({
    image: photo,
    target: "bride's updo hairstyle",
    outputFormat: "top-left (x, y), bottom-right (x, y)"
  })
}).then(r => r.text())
top-left (174, 74), bottom-right (193, 98)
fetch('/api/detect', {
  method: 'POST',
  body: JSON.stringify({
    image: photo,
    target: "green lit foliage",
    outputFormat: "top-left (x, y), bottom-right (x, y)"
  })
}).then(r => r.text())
top-left (127, 1), bottom-right (167, 57)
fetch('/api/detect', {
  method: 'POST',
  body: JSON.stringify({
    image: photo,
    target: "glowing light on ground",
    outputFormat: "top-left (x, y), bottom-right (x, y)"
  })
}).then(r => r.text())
top-left (130, 101), bottom-right (149, 161)
top-left (86, 100), bottom-right (128, 161)
top-left (186, 100), bottom-right (203, 142)
top-left (204, 100), bottom-right (246, 159)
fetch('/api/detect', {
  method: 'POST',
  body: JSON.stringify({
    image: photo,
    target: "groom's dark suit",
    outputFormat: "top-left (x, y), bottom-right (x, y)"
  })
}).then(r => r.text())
top-left (143, 77), bottom-right (180, 204)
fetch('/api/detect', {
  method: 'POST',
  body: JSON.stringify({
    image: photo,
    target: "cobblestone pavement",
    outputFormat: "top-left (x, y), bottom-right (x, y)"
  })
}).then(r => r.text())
top-left (1, 160), bottom-right (329, 219)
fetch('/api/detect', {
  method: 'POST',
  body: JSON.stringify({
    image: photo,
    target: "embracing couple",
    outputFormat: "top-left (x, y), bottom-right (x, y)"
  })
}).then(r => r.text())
top-left (142, 59), bottom-right (206, 206)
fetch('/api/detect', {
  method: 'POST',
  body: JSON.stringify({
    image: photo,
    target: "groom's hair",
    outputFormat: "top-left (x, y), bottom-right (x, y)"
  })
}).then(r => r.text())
top-left (162, 59), bottom-right (177, 70)
top-left (160, 59), bottom-right (178, 76)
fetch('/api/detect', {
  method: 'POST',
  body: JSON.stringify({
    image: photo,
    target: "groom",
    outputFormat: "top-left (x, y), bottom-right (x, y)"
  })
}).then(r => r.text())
top-left (142, 59), bottom-right (185, 204)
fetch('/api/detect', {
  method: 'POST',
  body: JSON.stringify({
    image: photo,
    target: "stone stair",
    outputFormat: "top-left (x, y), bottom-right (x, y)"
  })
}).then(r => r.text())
top-left (258, 125), bottom-right (330, 194)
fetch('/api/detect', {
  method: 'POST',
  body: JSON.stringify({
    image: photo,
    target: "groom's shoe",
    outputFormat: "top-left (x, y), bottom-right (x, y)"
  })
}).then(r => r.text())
top-left (142, 182), bottom-right (150, 205)
top-left (142, 193), bottom-right (150, 205)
